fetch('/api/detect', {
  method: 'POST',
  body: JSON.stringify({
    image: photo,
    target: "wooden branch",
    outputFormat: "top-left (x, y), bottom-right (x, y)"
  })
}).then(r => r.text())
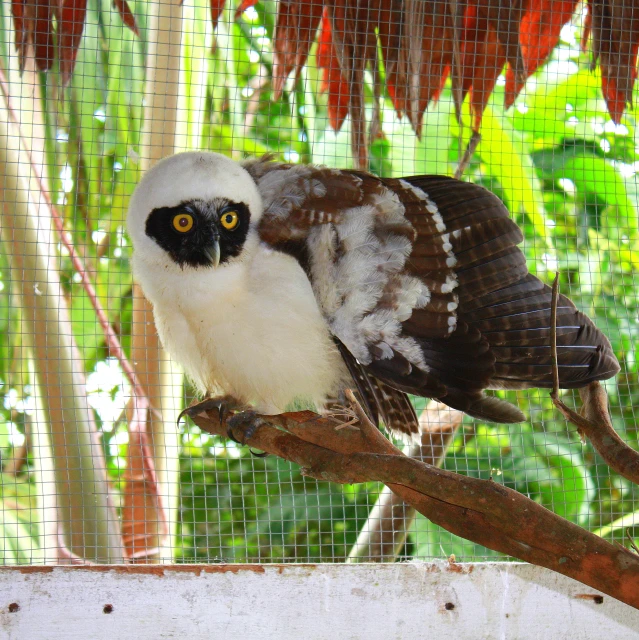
top-left (549, 274), bottom-right (639, 485)
top-left (454, 130), bottom-right (481, 180)
top-left (347, 402), bottom-right (463, 562)
top-left (188, 392), bottom-right (639, 610)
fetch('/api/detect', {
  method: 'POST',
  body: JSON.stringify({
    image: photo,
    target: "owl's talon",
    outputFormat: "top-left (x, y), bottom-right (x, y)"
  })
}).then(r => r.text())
top-left (178, 396), bottom-right (241, 427)
top-left (226, 424), bottom-right (242, 445)
top-left (177, 407), bottom-right (190, 427)
top-left (227, 411), bottom-right (269, 457)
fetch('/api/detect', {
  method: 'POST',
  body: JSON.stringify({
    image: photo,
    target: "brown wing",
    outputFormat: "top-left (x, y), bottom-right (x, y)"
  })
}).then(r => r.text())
top-left (386, 175), bottom-right (620, 421)
top-left (336, 339), bottom-right (420, 443)
top-left (247, 158), bottom-right (619, 428)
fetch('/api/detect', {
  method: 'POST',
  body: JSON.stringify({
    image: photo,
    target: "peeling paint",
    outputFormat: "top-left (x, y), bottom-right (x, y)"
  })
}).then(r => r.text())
top-left (446, 559), bottom-right (474, 575)
top-left (9, 564), bottom-right (337, 578)
top-left (575, 594), bottom-right (604, 604)
top-left (15, 565), bottom-right (268, 577)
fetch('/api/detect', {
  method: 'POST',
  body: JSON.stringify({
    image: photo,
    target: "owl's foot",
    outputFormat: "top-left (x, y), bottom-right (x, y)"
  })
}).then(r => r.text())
top-left (177, 395), bottom-right (242, 427)
top-left (227, 411), bottom-right (268, 458)
top-left (323, 403), bottom-right (361, 431)
top-left (178, 398), bottom-right (268, 457)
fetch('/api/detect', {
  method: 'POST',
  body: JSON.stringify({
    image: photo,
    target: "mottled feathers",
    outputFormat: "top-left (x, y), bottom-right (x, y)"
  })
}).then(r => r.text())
top-left (245, 158), bottom-right (619, 441)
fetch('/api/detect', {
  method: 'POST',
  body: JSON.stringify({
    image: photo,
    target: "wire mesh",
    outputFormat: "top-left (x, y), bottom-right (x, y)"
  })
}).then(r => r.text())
top-left (0, 0), bottom-right (636, 566)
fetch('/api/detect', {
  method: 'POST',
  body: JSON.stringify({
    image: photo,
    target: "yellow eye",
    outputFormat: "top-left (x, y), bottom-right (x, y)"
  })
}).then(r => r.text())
top-left (220, 210), bottom-right (239, 231)
top-left (173, 213), bottom-right (194, 233)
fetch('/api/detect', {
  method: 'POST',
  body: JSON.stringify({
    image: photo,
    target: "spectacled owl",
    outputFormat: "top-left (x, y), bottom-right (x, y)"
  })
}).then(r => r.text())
top-left (127, 152), bottom-right (619, 441)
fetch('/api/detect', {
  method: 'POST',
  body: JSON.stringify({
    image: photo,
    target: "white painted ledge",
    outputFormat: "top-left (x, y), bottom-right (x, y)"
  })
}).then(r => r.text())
top-left (0, 563), bottom-right (637, 639)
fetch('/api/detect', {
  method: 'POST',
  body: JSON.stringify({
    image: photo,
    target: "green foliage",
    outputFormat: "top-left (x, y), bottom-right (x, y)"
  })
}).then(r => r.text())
top-left (0, 0), bottom-right (637, 562)
top-left (177, 430), bottom-right (379, 562)
top-left (0, 472), bottom-right (40, 564)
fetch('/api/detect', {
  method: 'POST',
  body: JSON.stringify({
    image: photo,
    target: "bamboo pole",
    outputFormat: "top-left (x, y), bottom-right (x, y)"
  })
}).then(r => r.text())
top-left (0, 90), bottom-right (124, 563)
top-left (0, 32), bottom-right (60, 561)
top-left (0, 3), bottom-right (61, 561)
top-left (25, 343), bottom-right (59, 563)
top-left (127, 0), bottom-right (185, 562)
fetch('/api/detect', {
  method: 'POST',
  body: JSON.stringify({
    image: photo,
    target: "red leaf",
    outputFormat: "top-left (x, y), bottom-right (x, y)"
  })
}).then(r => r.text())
top-left (475, 0), bottom-right (527, 83)
top-left (272, 0), bottom-right (323, 99)
top-left (458, 5), bottom-right (505, 132)
top-left (121, 403), bottom-right (168, 561)
top-left (601, 75), bottom-right (626, 123)
top-left (11, 0), bottom-right (28, 72)
top-left (58, 0), bottom-right (87, 84)
top-left (400, 0), bottom-right (454, 136)
top-left (317, 8), bottom-right (349, 132)
top-left (378, 0), bottom-right (407, 117)
top-left (469, 28), bottom-right (506, 132)
top-left (211, 0), bottom-right (226, 27)
top-left (33, 0), bottom-right (54, 71)
top-left (234, 0), bottom-right (257, 20)
top-left (586, 0), bottom-right (639, 123)
top-left (114, 0), bottom-right (139, 37)
top-left (505, 0), bottom-right (578, 108)
top-left (522, 0), bottom-right (578, 71)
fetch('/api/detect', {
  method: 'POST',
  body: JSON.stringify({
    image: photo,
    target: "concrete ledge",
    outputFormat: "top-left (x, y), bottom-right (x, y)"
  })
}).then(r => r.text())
top-left (0, 563), bottom-right (637, 639)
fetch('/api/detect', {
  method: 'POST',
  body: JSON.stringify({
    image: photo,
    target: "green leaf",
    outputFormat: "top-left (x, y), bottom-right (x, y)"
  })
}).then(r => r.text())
top-left (70, 285), bottom-right (103, 362)
top-left (562, 153), bottom-right (639, 237)
top-left (593, 508), bottom-right (639, 539)
top-left (476, 103), bottom-right (553, 250)
top-left (310, 124), bottom-right (354, 169)
top-left (511, 67), bottom-right (602, 141)
top-left (411, 513), bottom-right (503, 561)
top-left (413, 97), bottom-right (454, 176)
top-left (532, 434), bottom-right (594, 524)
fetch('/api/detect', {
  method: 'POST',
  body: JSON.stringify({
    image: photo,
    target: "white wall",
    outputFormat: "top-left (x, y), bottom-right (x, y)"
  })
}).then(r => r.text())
top-left (0, 563), bottom-right (636, 639)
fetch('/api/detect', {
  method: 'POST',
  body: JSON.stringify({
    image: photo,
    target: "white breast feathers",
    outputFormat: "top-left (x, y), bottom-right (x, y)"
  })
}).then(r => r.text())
top-left (134, 245), bottom-right (347, 414)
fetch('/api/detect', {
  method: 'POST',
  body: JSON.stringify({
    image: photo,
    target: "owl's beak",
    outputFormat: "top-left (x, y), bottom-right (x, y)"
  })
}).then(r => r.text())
top-left (203, 237), bottom-right (221, 268)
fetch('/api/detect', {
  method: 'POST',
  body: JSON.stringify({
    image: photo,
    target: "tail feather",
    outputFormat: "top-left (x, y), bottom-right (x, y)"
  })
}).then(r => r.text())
top-left (336, 339), bottom-right (422, 442)
top-left (442, 389), bottom-right (526, 423)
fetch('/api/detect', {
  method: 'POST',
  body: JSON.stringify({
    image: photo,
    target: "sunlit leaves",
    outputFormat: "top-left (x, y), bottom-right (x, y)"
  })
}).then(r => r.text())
top-left (476, 102), bottom-right (553, 250)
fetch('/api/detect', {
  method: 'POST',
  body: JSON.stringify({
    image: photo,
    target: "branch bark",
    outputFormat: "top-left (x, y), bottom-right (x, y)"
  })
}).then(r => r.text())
top-left (187, 393), bottom-right (639, 609)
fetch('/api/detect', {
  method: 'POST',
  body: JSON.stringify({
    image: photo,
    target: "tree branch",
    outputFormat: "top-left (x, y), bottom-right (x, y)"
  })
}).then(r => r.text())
top-left (188, 392), bottom-right (639, 609)
top-left (453, 130), bottom-right (481, 180)
top-left (549, 274), bottom-right (639, 485)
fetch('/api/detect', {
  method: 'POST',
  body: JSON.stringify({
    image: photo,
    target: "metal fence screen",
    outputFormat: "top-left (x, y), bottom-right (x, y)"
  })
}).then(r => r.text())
top-left (0, 0), bottom-right (636, 567)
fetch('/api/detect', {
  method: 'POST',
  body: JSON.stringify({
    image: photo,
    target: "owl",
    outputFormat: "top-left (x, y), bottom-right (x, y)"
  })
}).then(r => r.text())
top-left (126, 152), bottom-right (619, 442)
